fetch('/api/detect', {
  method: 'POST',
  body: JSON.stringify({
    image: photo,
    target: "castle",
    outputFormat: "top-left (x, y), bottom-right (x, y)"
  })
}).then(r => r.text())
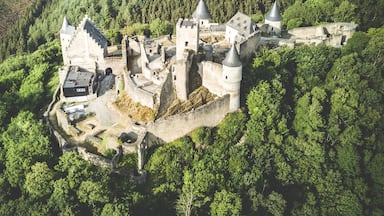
top-left (50, 0), bottom-right (357, 171)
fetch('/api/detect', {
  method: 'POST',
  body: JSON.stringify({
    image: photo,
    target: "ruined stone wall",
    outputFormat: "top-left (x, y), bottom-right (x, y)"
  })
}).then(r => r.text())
top-left (128, 38), bottom-right (141, 55)
top-left (140, 43), bottom-right (151, 79)
top-left (157, 71), bottom-right (175, 117)
top-left (147, 94), bottom-right (230, 143)
top-left (288, 26), bottom-right (320, 38)
top-left (289, 22), bottom-right (357, 40)
top-left (123, 70), bottom-right (156, 109)
top-left (77, 147), bottom-right (113, 169)
top-left (104, 57), bottom-right (125, 75)
top-left (56, 108), bottom-right (70, 133)
top-left (238, 31), bottom-right (261, 60)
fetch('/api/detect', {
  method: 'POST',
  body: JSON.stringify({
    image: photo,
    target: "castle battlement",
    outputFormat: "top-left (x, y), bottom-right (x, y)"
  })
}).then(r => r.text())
top-left (66, 15), bottom-right (107, 51)
top-left (177, 18), bottom-right (198, 29)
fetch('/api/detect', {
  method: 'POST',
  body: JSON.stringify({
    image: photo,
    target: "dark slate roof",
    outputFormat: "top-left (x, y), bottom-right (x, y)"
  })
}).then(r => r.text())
top-left (79, 16), bottom-right (107, 47)
top-left (60, 16), bottom-right (75, 35)
top-left (226, 12), bottom-right (257, 38)
top-left (266, 1), bottom-right (282, 21)
top-left (222, 44), bottom-right (241, 67)
top-left (63, 66), bottom-right (94, 88)
top-left (192, 0), bottom-right (211, 20)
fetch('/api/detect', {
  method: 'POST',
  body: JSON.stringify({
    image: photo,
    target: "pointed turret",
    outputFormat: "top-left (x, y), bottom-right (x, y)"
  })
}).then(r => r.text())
top-left (265, 1), bottom-right (282, 36)
top-left (60, 16), bottom-right (75, 65)
top-left (192, 0), bottom-right (211, 20)
top-left (222, 44), bottom-right (241, 67)
top-left (61, 16), bottom-right (69, 31)
top-left (266, 1), bottom-right (282, 21)
top-left (222, 44), bottom-right (242, 112)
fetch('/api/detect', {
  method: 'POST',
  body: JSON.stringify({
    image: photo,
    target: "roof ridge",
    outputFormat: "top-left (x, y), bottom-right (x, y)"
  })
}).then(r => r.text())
top-left (67, 15), bottom-right (107, 50)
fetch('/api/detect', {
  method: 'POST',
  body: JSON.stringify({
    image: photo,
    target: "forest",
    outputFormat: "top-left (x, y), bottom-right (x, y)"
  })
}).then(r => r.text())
top-left (0, 0), bottom-right (383, 215)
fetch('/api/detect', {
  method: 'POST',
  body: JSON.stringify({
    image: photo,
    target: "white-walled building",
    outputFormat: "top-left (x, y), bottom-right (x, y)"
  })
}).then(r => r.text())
top-left (225, 12), bottom-right (258, 44)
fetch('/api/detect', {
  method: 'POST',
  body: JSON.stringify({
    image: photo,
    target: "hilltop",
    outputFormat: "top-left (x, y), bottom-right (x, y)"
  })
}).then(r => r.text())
top-left (0, 0), bottom-right (383, 215)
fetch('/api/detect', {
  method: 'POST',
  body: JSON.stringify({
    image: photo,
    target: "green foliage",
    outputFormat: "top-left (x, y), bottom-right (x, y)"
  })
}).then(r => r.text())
top-left (293, 87), bottom-right (327, 142)
top-left (1, 111), bottom-right (53, 187)
top-left (336, 144), bottom-right (360, 177)
top-left (294, 45), bottom-right (340, 98)
top-left (49, 178), bottom-right (75, 212)
top-left (333, 0), bottom-right (357, 22)
top-left (210, 190), bottom-right (242, 216)
top-left (0, 0), bottom-right (383, 214)
top-left (190, 126), bottom-right (213, 149)
top-left (121, 22), bottom-right (149, 36)
top-left (286, 18), bottom-right (303, 30)
top-left (342, 32), bottom-right (370, 56)
top-left (216, 110), bottom-right (247, 145)
top-left (146, 137), bottom-right (194, 194)
top-left (77, 180), bottom-right (110, 206)
top-left (246, 79), bottom-right (286, 145)
top-left (101, 202), bottom-right (130, 216)
top-left (149, 18), bottom-right (173, 38)
top-left (250, 13), bottom-right (264, 23)
top-left (24, 162), bottom-right (54, 198)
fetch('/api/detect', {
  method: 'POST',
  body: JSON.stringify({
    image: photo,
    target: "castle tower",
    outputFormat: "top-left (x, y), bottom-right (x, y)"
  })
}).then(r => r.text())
top-left (265, 1), bottom-right (282, 36)
top-left (60, 16), bottom-right (75, 65)
top-left (173, 18), bottom-right (199, 101)
top-left (222, 44), bottom-right (242, 112)
top-left (176, 18), bottom-right (199, 60)
top-left (192, 0), bottom-right (211, 28)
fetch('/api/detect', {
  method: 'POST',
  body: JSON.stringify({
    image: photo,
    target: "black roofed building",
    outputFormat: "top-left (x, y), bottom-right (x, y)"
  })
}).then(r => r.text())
top-left (61, 66), bottom-right (98, 102)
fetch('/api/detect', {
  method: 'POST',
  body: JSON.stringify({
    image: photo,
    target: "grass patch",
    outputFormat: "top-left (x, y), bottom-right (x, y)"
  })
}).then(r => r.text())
top-left (162, 86), bottom-right (215, 117)
top-left (113, 92), bottom-right (156, 123)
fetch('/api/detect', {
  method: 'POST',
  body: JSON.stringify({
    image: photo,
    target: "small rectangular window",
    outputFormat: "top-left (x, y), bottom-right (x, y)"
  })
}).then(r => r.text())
top-left (76, 88), bottom-right (86, 93)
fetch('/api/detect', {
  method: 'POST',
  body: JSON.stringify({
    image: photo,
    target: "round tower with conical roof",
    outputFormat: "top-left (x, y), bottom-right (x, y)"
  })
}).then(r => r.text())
top-left (222, 44), bottom-right (242, 112)
top-left (265, 1), bottom-right (282, 36)
top-left (192, 0), bottom-right (211, 28)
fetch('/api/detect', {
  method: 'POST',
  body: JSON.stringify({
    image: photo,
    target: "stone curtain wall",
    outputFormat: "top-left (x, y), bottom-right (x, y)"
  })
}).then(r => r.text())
top-left (123, 70), bottom-right (156, 109)
top-left (147, 94), bottom-right (230, 143)
top-left (157, 71), bottom-right (175, 117)
top-left (201, 61), bottom-right (224, 96)
top-left (238, 32), bottom-right (261, 60)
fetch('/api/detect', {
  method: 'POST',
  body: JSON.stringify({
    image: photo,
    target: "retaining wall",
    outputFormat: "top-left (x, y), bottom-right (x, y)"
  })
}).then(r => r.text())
top-left (147, 94), bottom-right (230, 143)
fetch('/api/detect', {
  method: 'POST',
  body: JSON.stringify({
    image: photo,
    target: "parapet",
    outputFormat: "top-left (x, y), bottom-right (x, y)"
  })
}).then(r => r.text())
top-left (177, 18), bottom-right (198, 29)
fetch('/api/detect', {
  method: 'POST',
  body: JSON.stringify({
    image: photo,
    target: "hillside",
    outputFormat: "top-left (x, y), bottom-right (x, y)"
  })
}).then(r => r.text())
top-left (0, 0), bottom-right (33, 39)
